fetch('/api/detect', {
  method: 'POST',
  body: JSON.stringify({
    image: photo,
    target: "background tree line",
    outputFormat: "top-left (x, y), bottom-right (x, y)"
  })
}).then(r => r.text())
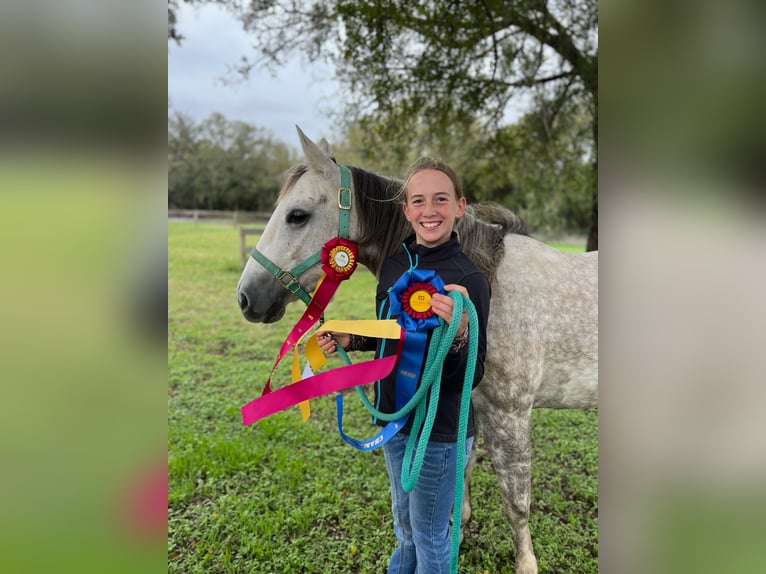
top-left (169, 103), bottom-right (592, 237)
top-left (168, 110), bottom-right (296, 211)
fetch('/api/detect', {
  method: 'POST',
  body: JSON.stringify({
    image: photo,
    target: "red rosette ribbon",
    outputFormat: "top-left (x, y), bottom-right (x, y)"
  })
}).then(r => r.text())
top-left (321, 237), bottom-right (358, 281)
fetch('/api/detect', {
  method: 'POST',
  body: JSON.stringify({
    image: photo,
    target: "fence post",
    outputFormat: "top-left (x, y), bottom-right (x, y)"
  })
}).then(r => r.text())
top-left (239, 227), bottom-right (259, 267)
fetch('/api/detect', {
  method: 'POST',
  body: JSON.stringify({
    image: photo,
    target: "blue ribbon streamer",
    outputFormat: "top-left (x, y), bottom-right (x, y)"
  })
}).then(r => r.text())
top-left (336, 396), bottom-right (407, 451)
top-left (336, 269), bottom-right (445, 451)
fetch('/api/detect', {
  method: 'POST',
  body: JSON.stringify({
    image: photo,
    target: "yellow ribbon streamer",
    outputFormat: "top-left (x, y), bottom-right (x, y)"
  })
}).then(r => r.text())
top-left (318, 319), bottom-right (401, 339)
top-left (286, 319), bottom-right (401, 423)
top-left (304, 334), bottom-right (327, 372)
top-left (291, 346), bottom-right (311, 421)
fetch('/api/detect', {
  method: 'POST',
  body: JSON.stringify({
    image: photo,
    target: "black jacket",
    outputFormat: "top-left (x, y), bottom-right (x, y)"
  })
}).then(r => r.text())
top-left (354, 233), bottom-right (490, 442)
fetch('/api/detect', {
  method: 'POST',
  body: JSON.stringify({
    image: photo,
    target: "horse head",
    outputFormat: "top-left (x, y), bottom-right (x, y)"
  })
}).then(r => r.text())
top-left (236, 127), bottom-right (358, 323)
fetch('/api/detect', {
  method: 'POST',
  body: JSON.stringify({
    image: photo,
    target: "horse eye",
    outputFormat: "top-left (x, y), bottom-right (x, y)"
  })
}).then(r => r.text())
top-left (286, 209), bottom-right (310, 226)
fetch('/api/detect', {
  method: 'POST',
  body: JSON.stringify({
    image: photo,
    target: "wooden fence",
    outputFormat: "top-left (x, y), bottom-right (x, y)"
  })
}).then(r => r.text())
top-left (168, 209), bottom-right (271, 226)
top-left (238, 227), bottom-right (262, 267)
top-left (168, 209), bottom-right (271, 266)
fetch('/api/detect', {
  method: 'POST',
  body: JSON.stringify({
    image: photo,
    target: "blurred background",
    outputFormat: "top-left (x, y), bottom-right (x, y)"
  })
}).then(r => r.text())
top-left (600, 1), bottom-right (766, 571)
top-left (0, 2), bottom-right (167, 573)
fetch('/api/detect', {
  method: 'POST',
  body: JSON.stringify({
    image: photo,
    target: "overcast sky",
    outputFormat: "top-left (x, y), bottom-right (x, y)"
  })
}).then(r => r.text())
top-left (168, 3), bottom-right (340, 148)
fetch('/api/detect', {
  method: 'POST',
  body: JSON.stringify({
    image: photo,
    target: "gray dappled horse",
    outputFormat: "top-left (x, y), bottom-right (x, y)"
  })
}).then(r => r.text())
top-left (236, 128), bottom-right (598, 574)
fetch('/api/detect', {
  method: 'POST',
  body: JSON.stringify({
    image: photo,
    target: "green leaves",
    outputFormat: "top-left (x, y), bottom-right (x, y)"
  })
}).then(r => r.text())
top-left (168, 110), bottom-right (296, 211)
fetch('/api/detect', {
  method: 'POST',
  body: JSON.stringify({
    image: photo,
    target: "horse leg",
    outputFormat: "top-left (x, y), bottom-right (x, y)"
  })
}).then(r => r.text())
top-left (480, 405), bottom-right (538, 574)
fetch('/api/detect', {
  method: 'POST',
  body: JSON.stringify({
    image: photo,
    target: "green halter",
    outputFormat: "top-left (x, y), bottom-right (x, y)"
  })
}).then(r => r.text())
top-left (250, 164), bottom-right (352, 304)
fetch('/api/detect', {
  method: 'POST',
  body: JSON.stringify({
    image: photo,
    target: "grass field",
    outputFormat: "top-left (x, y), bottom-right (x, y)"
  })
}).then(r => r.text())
top-left (168, 221), bottom-right (598, 573)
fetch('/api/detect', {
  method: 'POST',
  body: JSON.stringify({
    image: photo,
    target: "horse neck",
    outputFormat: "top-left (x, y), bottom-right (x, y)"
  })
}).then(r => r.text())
top-left (349, 166), bottom-right (410, 277)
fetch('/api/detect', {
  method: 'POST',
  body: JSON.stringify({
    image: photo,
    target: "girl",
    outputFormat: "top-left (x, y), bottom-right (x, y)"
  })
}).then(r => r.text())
top-left (317, 158), bottom-right (490, 574)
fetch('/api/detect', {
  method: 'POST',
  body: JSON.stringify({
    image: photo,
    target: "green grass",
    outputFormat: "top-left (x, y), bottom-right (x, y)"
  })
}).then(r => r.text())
top-left (169, 221), bottom-right (597, 573)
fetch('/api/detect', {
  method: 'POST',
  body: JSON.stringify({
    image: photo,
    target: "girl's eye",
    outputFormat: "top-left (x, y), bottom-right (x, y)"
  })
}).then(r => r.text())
top-left (286, 209), bottom-right (310, 226)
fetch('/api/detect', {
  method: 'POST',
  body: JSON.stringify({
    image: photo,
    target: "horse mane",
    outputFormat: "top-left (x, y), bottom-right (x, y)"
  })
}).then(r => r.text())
top-left (277, 163), bottom-right (309, 202)
top-left (348, 165), bottom-right (411, 275)
top-left (349, 166), bottom-right (529, 284)
top-left (456, 203), bottom-right (529, 284)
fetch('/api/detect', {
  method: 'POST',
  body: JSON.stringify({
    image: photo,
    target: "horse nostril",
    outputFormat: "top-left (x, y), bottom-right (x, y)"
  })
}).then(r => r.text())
top-left (238, 292), bottom-right (249, 311)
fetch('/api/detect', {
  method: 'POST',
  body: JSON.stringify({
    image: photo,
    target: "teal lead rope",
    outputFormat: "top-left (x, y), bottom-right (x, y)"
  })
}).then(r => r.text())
top-left (337, 291), bottom-right (478, 574)
top-left (449, 293), bottom-right (478, 574)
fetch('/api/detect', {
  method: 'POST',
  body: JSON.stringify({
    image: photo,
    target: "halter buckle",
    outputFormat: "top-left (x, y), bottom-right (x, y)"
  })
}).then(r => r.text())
top-left (338, 187), bottom-right (351, 210)
top-left (276, 269), bottom-right (299, 290)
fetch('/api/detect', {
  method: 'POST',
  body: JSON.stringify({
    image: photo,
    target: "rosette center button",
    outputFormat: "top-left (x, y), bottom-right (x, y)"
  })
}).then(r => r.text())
top-left (334, 250), bottom-right (350, 268)
top-left (408, 290), bottom-right (432, 313)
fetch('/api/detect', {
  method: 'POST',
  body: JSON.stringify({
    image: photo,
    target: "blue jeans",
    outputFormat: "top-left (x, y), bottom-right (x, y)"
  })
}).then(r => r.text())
top-left (383, 432), bottom-right (475, 574)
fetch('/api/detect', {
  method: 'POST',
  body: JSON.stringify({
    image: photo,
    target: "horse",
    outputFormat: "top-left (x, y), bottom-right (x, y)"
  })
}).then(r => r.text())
top-left (236, 127), bottom-right (598, 574)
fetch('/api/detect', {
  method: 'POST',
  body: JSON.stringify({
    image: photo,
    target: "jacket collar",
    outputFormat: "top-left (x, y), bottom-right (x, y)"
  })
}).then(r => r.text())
top-left (402, 232), bottom-right (461, 262)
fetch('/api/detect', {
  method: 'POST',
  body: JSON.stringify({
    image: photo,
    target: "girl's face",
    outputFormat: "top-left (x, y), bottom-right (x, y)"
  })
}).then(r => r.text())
top-left (402, 169), bottom-right (466, 248)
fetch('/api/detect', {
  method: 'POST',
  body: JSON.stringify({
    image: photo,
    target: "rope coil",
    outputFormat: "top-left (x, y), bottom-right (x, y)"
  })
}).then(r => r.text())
top-left (341, 291), bottom-right (478, 574)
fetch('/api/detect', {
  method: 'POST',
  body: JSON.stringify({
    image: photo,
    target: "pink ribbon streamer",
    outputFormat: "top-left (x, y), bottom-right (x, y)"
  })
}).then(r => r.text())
top-left (260, 274), bottom-right (340, 395)
top-left (241, 340), bottom-right (403, 426)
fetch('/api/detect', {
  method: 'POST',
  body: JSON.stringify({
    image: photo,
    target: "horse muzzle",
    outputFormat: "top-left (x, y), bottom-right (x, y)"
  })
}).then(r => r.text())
top-left (236, 282), bottom-right (289, 324)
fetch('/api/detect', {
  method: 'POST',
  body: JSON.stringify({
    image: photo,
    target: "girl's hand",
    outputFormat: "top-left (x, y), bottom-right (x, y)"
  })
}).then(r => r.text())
top-left (316, 330), bottom-right (350, 354)
top-left (430, 284), bottom-right (469, 335)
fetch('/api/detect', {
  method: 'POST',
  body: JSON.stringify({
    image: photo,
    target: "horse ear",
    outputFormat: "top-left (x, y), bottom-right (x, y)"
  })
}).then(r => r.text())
top-left (317, 138), bottom-right (332, 155)
top-left (296, 125), bottom-right (335, 177)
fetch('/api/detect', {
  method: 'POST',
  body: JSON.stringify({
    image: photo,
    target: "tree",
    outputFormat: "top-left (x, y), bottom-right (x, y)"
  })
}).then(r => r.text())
top-left (168, 109), bottom-right (296, 210)
top-left (332, 99), bottom-right (592, 237)
top-left (476, 98), bottom-right (595, 235)
top-left (168, 110), bottom-right (203, 208)
top-left (170, 0), bottom-right (598, 249)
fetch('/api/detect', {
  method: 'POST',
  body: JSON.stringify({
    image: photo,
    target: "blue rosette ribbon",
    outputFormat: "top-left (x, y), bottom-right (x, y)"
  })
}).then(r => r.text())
top-left (388, 269), bottom-right (446, 332)
top-left (337, 269), bottom-right (445, 451)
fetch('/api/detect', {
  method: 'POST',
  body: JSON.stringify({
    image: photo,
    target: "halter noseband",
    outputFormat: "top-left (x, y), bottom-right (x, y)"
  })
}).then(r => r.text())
top-left (250, 164), bottom-right (353, 305)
